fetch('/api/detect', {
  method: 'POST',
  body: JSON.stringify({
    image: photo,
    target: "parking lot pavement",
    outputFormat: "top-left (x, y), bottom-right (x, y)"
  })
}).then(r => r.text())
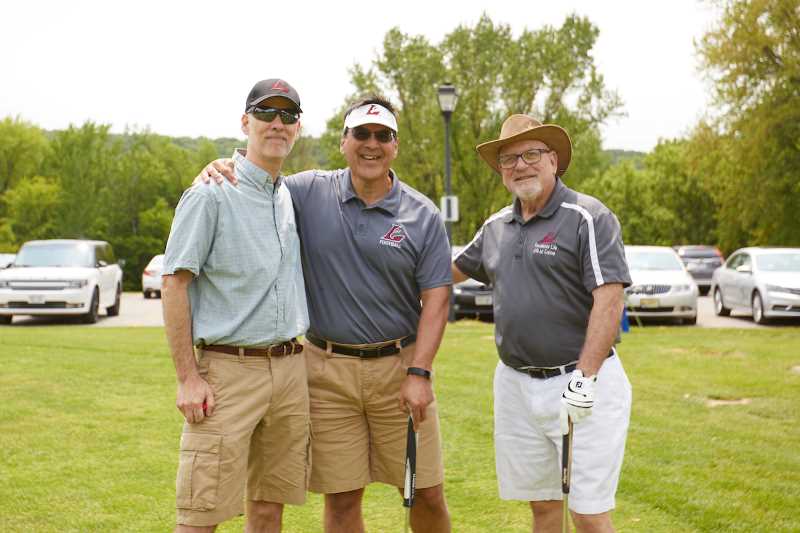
top-left (4, 294), bottom-right (797, 329)
top-left (5, 292), bottom-right (164, 327)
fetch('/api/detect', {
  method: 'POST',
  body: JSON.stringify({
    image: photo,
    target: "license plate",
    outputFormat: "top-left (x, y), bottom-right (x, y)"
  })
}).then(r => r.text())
top-left (29, 294), bottom-right (45, 304)
top-left (640, 298), bottom-right (660, 308)
top-left (475, 295), bottom-right (493, 306)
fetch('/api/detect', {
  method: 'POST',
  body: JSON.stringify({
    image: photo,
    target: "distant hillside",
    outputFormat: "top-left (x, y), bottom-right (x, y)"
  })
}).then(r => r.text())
top-left (604, 149), bottom-right (646, 167)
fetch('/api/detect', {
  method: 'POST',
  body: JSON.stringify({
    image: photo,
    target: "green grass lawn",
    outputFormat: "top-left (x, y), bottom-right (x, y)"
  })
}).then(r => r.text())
top-left (1, 323), bottom-right (799, 532)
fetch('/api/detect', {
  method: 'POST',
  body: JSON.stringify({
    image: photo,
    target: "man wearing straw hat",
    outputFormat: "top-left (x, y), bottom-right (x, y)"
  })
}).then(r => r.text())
top-left (453, 115), bottom-right (632, 532)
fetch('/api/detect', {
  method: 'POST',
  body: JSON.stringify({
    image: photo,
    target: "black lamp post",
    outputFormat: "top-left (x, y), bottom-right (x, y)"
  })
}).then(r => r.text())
top-left (437, 84), bottom-right (458, 243)
top-left (437, 84), bottom-right (458, 322)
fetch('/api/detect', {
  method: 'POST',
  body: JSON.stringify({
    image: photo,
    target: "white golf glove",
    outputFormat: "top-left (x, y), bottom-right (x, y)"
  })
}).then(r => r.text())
top-left (560, 369), bottom-right (597, 433)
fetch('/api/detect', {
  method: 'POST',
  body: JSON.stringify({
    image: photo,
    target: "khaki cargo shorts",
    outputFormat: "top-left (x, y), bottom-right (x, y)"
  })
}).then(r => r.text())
top-left (304, 340), bottom-right (444, 494)
top-left (175, 348), bottom-right (311, 527)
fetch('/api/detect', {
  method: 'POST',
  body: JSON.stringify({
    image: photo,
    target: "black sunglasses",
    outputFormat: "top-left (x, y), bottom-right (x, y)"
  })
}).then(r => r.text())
top-left (249, 107), bottom-right (300, 125)
top-left (351, 126), bottom-right (396, 143)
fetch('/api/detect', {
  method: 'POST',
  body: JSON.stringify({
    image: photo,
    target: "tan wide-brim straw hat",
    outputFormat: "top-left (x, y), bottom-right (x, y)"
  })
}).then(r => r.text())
top-left (476, 114), bottom-right (572, 176)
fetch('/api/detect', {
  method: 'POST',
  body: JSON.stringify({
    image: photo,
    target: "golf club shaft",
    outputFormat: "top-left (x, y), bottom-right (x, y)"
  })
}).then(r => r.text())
top-left (562, 417), bottom-right (573, 533)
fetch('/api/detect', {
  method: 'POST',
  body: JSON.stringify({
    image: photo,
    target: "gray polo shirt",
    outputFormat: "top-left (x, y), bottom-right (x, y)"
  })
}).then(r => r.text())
top-left (455, 179), bottom-right (631, 368)
top-left (284, 168), bottom-right (452, 344)
top-left (163, 151), bottom-right (309, 347)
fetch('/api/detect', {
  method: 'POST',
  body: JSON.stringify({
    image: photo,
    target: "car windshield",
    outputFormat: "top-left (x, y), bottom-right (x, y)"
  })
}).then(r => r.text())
top-left (626, 250), bottom-right (684, 271)
top-left (14, 243), bottom-right (94, 268)
top-left (755, 252), bottom-right (800, 272)
top-left (680, 248), bottom-right (719, 259)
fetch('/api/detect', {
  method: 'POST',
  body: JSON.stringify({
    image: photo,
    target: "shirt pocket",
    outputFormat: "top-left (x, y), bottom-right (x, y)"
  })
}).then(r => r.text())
top-left (176, 433), bottom-right (223, 511)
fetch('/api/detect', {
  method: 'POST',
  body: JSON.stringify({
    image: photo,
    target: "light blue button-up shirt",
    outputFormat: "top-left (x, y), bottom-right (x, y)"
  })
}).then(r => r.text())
top-left (163, 151), bottom-right (308, 347)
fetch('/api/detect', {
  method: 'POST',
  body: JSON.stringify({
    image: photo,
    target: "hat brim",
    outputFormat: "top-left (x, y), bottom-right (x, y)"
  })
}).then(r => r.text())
top-left (476, 125), bottom-right (572, 176)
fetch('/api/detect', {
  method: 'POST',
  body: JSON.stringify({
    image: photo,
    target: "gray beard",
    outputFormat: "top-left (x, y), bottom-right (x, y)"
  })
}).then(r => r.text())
top-left (514, 178), bottom-right (543, 202)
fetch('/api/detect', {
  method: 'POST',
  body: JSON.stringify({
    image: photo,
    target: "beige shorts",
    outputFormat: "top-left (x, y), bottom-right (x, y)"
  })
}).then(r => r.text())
top-left (304, 340), bottom-right (444, 494)
top-left (175, 348), bottom-right (311, 527)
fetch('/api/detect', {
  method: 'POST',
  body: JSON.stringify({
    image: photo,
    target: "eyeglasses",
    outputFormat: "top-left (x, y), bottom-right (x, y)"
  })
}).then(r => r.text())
top-left (497, 148), bottom-right (551, 169)
top-left (351, 126), bottom-right (396, 143)
top-left (249, 107), bottom-right (300, 125)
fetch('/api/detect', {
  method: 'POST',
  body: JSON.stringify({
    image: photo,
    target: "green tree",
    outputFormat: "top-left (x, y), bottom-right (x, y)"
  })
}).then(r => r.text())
top-left (323, 14), bottom-right (622, 243)
top-left (2, 176), bottom-right (63, 242)
top-left (693, 0), bottom-right (800, 249)
top-left (45, 122), bottom-right (118, 238)
top-left (0, 117), bottom-right (50, 198)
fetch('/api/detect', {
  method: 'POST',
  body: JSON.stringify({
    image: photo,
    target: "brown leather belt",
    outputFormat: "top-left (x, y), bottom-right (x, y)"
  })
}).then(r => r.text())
top-left (305, 332), bottom-right (416, 358)
top-left (203, 339), bottom-right (302, 357)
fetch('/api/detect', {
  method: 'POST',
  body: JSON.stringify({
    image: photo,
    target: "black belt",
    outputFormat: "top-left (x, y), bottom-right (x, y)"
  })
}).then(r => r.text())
top-left (306, 333), bottom-right (416, 358)
top-left (517, 350), bottom-right (615, 380)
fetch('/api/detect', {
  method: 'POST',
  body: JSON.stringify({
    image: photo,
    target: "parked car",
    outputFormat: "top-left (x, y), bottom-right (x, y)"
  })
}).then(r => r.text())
top-left (452, 245), bottom-right (493, 321)
top-left (0, 253), bottom-right (15, 269)
top-left (624, 245), bottom-right (699, 325)
top-left (710, 247), bottom-right (800, 324)
top-left (142, 254), bottom-right (164, 299)
top-left (0, 239), bottom-right (123, 324)
top-left (673, 245), bottom-right (724, 295)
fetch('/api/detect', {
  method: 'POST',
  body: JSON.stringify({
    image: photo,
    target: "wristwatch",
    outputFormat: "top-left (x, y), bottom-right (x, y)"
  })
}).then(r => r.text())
top-left (407, 367), bottom-right (431, 379)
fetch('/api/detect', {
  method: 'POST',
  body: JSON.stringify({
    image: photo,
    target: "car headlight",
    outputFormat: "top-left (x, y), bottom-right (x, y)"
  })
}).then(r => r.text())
top-left (66, 280), bottom-right (89, 288)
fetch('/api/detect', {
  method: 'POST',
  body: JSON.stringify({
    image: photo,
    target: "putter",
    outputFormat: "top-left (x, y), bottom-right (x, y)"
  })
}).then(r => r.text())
top-left (561, 416), bottom-right (574, 533)
top-left (403, 413), bottom-right (418, 533)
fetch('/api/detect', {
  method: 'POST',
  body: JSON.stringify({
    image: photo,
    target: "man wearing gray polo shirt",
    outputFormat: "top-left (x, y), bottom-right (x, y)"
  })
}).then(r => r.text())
top-left (162, 79), bottom-right (310, 532)
top-left (198, 96), bottom-right (453, 533)
top-left (454, 114), bottom-right (632, 532)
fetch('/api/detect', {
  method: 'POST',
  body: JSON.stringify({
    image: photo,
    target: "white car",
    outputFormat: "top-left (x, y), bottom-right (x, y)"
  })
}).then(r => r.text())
top-left (0, 240), bottom-right (123, 324)
top-left (711, 247), bottom-right (800, 324)
top-left (142, 254), bottom-right (164, 299)
top-left (0, 253), bottom-right (15, 269)
top-left (624, 245), bottom-right (699, 325)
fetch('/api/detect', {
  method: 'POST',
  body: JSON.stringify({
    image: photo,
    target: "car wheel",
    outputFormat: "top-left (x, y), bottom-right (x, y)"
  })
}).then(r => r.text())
top-left (752, 291), bottom-right (768, 325)
top-left (699, 286), bottom-right (710, 296)
top-left (107, 284), bottom-right (122, 317)
top-left (81, 288), bottom-right (100, 324)
top-left (713, 288), bottom-right (731, 317)
top-left (0, 315), bottom-right (11, 325)
top-left (143, 291), bottom-right (150, 299)
top-left (155, 290), bottom-right (162, 299)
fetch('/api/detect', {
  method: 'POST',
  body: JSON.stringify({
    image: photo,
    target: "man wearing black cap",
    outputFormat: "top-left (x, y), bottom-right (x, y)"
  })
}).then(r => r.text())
top-left (196, 95), bottom-right (453, 533)
top-left (162, 78), bottom-right (310, 532)
top-left (453, 115), bottom-right (632, 532)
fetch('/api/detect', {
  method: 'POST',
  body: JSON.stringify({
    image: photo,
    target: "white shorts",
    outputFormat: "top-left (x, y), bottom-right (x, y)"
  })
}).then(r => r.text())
top-left (493, 354), bottom-right (632, 514)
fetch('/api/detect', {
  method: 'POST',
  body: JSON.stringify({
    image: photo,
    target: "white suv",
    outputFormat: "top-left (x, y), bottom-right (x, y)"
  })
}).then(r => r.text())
top-left (0, 240), bottom-right (124, 324)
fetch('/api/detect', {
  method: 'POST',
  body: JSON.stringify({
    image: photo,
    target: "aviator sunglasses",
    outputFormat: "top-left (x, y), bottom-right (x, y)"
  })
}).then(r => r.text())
top-left (351, 126), bottom-right (396, 143)
top-left (249, 107), bottom-right (300, 125)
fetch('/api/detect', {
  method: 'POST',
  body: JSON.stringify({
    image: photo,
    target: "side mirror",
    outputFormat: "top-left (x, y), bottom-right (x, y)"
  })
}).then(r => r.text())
top-left (118, 259), bottom-right (126, 268)
top-left (97, 260), bottom-right (108, 267)
top-left (735, 264), bottom-right (752, 274)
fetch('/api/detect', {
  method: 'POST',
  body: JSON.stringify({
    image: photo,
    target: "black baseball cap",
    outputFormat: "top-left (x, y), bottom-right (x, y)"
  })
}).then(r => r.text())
top-left (245, 78), bottom-right (302, 113)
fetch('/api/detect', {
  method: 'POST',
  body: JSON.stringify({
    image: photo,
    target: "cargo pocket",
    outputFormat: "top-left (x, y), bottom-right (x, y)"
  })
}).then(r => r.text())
top-left (176, 433), bottom-right (223, 511)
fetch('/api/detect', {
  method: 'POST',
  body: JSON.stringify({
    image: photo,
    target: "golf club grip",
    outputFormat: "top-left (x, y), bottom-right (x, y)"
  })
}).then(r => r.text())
top-left (403, 416), bottom-right (417, 508)
top-left (561, 419), bottom-right (573, 494)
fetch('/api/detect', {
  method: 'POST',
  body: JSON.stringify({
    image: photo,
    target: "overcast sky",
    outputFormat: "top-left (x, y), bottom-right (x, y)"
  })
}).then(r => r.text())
top-left (1, 0), bottom-right (719, 152)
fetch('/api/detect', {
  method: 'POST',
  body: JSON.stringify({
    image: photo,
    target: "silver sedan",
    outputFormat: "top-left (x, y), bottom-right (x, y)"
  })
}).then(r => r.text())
top-left (624, 245), bottom-right (699, 325)
top-left (711, 247), bottom-right (800, 324)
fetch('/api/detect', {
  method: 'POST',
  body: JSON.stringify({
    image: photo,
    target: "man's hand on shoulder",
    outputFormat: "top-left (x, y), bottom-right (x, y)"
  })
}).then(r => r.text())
top-left (193, 158), bottom-right (237, 187)
top-left (176, 373), bottom-right (215, 424)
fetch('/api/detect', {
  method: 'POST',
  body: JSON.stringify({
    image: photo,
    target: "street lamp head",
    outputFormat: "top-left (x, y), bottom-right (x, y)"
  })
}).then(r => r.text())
top-left (437, 84), bottom-right (458, 115)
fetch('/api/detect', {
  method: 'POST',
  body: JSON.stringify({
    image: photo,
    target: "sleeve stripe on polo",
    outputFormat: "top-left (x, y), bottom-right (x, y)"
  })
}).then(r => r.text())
top-left (457, 207), bottom-right (509, 262)
top-left (561, 202), bottom-right (605, 287)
